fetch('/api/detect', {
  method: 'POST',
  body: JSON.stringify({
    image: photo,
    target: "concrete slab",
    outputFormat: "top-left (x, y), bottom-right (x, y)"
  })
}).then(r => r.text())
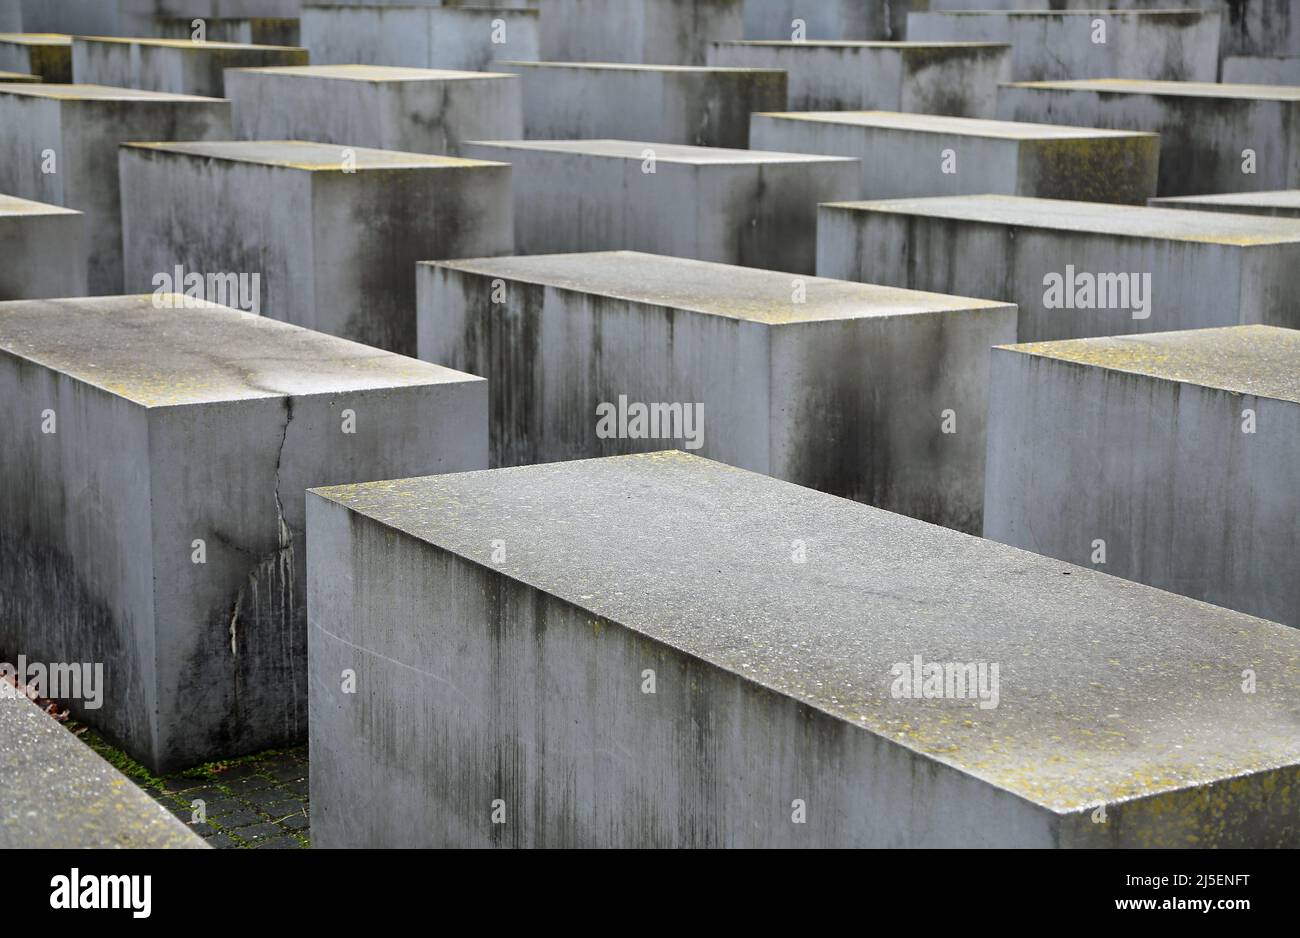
top-left (537, 0), bottom-right (743, 65)
top-left (0, 293), bottom-right (487, 772)
top-left (71, 36), bottom-right (308, 97)
top-left (227, 64), bottom-right (521, 157)
top-left (0, 693), bottom-right (208, 848)
top-left (417, 251), bottom-right (1015, 532)
top-left (997, 79), bottom-right (1300, 196)
top-left (496, 61), bottom-right (785, 148)
top-left (0, 193), bottom-right (86, 299)
top-left (743, 0), bottom-right (916, 40)
top-left (17, 0), bottom-right (128, 36)
top-left (0, 33), bottom-right (71, 82)
top-left (461, 139), bottom-right (858, 275)
top-left (1223, 55), bottom-right (1300, 86)
top-left (153, 16), bottom-right (302, 46)
top-left (751, 110), bottom-right (1159, 204)
top-left (984, 325), bottom-right (1300, 630)
top-left (907, 10), bottom-right (1219, 82)
top-left (816, 194), bottom-right (1300, 342)
top-left (0, 68), bottom-right (37, 81)
top-left (1148, 189), bottom-right (1300, 219)
top-left (120, 140), bottom-right (513, 356)
top-left (707, 40), bottom-right (1011, 116)
top-left (301, 4), bottom-right (538, 71)
top-left (0, 83), bottom-right (231, 293)
top-left (306, 451), bottom-right (1300, 847)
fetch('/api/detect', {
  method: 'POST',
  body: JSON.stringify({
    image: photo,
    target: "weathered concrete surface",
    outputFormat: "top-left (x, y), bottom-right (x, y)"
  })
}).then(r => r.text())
top-left (417, 251), bottom-right (1015, 532)
top-left (71, 36), bottom-right (307, 97)
top-left (307, 451), bottom-right (1300, 848)
top-left (0, 33), bottom-right (71, 82)
top-left (227, 65), bottom-right (521, 156)
top-left (1149, 189), bottom-right (1300, 218)
top-left (16, 0), bottom-right (129, 36)
top-left (751, 110), bottom-right (1159, 204)
top-left (1223, 55), bottom-right (1300, 85)
top-left (998, 79), bottom-right (1300, 196)
top-left (816, 194), bottom-right (1300, 342)
top-left (301, 4), bottom-right (538, 70)
top-left (496, 61), bottom-right (786, 148)
top-left (0, 694), bottom-right (208, 848)
top-left (0, 83), bottom-right (231, 293)
top-left (984, 325), bottom-right (1300, 630)
top-left (707, 40), bottom-right (1011, 116)
top-left (0, 294), bottom-right (487, 772)
top-left (537, 0), bottom-right (743, 65)
top-left (0, 68), bottom-right (37, 81)
top-left (120, 140), bottom-right (513, 355)
top-left (153, 16), bottom-right (302, 46)
top-left (0, 194), bottom-right (86, 299)
top-left (743, 0), bottom-right (916, 40)
top-left (907, 10), bottom-right (1219, 82)
top-left (116, 0), bottom-right (306, 37)
top-left (462, 139), bottom-right (858, 275)
top-left (0, 2), bottom-right (18, 32)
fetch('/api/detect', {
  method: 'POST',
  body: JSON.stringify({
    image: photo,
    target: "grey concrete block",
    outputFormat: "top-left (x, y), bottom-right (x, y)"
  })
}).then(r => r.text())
top-left (0, 193), bottom-right (86, 299)
top-left (227, 65), bottom-right (521, 157)
top-left (997, 79), bottom-right (1300, 196)
top-left (1222, 55), bottom-right (1300, 85)
top-left (984, 325), bottom-right (1300, 630)
top-left (461, 139), bottom-right (858, 275)
top-left (0, 294), bottom-right (487, 772)
top-left (71, 36), bottom-right (308, 98)
top-left (0, 694), bottom-right (208, 848)
top-left (907, 10), bottom-right (1219, 82)
top-left (1148, 189), bottom-right (1300, 219)
top-left (417, 251), bottom-right (1015, 532)
top-left (306, 451), bottom-right (1300, 847)
top-left (0, 83), bottom-right (231, 294)
top-left (537, 0), bottom-right (743, 66)
top-left (742, 0), bottom-right (916, 40)
top-left (152, 16), bottom-right (302, 46)
top-left (18, 0), bottom-right (128, 36)
top-left (120, 140), bottom-right (513, 355)
top-left (751, 110), bottom-right (1159, 204)
top-left (301, 4), bottom-right (538, 70)
top-left (816, 194), bottom-right (1300, 342)
top-left (0, 33), bottom-right (71, 82)
top-left (707, 40), bottom-right (1011, 115)
top-left (496, 61), bottom-right (785, 148)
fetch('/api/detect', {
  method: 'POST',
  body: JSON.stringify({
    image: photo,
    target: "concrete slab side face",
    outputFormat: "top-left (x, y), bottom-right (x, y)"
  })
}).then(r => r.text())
top-left (984, 326), bottom-right (1300, 630)
top-left (743, 0), bottom-right (916, 41)
top-left (997, 80), bottom-right (1300, 196)
top-left (0, 34), bottom-right (72, 82)
top-left (0, 295), bottom-right (488, 771)
top-left (71, 37), bottom-right (308, 97)
top-left (0, 85), bottom-right (231, 294)
top-left (815, 195), bottom-right (1300, 342)
top-left (0, 195), bottom-right (86, 299)
top-left (750, 111), bottom-right (1159, 203)
top-left (301, 6), bottom-right (539, 70)
top-left (462, 140), bottom-right (859, 275)
top-left (538, 0), bottom-right (744, 65)
top-left (417, 251), bottom-right (1015, 533)
top-left (119, 141), bottom-right (514, 355)
top-left (0, 694), bottom-right (208, 848)
top-left (307, 452), bottom-right (1300, 847)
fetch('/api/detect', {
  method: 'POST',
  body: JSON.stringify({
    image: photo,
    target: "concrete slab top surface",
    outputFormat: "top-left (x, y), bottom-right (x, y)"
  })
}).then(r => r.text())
top-left (466, 138), bottom-right (858, 166)
top-left (122, 140), bottom-right (501, 171)
top-left (824, 195), bottom-right (1300, 246)
top-left (1152, 190), bottom-right (1300, 211)
top-left (756, 110), bottom-right (1157, 141)
top-left (311, 451), bottom-right (1300, 813)
top-left (0, 82), bottom-right (223, 102)
top-left (1000, 325), bottom-right (1300, 405)
top-left (1004, 78), bottom-right (1300, 101)
top-left (0, 696), bottom-right (206, 849)
top-left (0, 193), bottom-right (79, 216)
top-left (498, 60), bottom-right (785, 75)
top-left (230, 64), bottom-right (511, 82)
top-left (0, 295), bottom-right (482, 408)
top-left (0, 33), bottom-right (71, 46)
top-left (75, 35), bottom-right (304, 52)
top-left (431, 251), bottom-right (1011, 324)
top-left (713, 40), bottom-right (1010, 50)
top-left (0, 70), bottom-right (39, 81)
